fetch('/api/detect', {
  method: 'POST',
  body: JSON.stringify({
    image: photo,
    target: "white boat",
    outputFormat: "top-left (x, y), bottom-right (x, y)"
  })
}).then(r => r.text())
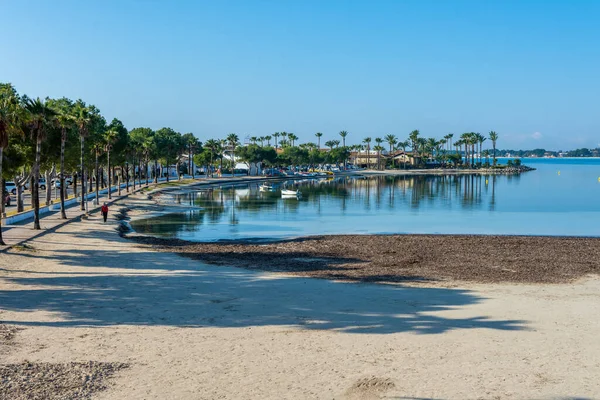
top-left (259, 183), bottom-right (275, 191)
top-left (281, 189), bottom-right (300, 196)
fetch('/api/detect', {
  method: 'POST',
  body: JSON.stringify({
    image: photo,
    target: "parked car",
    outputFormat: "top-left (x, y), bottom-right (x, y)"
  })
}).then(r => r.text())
top-left (5, 181), bottom-right (17, 195)
top-left (3, 190), bottom-right (10, 207)
top-left (52, 178), bottom-right (72, 188)
top-left (38, 179), bottom-right (47, 190)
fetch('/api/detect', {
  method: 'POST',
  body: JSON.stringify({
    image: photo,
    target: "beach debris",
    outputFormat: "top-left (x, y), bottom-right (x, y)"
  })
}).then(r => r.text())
top-left (0, 324), bottom-right (21, 344)
top-left (0, 361), bottom-right (128, 400)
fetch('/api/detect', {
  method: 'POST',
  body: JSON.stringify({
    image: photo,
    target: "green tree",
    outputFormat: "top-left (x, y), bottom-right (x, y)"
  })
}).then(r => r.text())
top-left (52, 103), bottom-right (75, 219)
top-left (103, 128), bottom-right (118, 198)
top-left (73, 101), bottom-right (91, 210)
top-left (24, 98), bottom-right (57, 229)
top-left (0, 84), bottom-right (24, 244)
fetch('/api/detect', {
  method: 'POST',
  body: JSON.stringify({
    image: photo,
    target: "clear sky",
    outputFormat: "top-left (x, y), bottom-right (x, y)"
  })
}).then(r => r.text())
top-left (1, 0), bottom-right (599, 150)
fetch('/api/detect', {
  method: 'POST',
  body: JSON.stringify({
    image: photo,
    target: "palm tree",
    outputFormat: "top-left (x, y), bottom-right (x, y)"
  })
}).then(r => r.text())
top-left (332, 139), bottom-right (340, 148)
top-left (204, 139), bottom-right (219, 177)
top-left (92, 142), bottom-right (103, 204)
top-left (74, 102), bottom-right (91, 211)
top-left (460, 133), bottom-right (472, 166)
top-left (54, 109), bottom-right (74, 219)
top-left (104, 128), bottom-right (118, 199)
top-left (24, 98), bottom-right (57, 230)
top-left (409, 130), bottom-right (420, 163)
top-left (489, 131), bottom-right (499, 166)
top-left (373, 145), bottom-right (385, 170)
top-left (427, 138), bottom-right (437, 161)
top-left (289, 133), bottom-right (298, 147)
top-left (374, 138), bottom-right (384, 169)
top-left (362, 137), bottom-right (372, 169)
top-left (265, 135), bottom-right (272, 147)
top-left (273, 132), bottom-right (281, 149)
top-left (324, 140), bottom-right (335, 151)
top-left (250, 136), bottom-right (258, 145)
top-left (0, 89), bottom-right (23, 244)
top-left (385, 134), bottom-right (397, 153)
top-left (339, 130), bottom-right (348, 169)
top-left (476, 133), bottom-right (486, 165)
top-left (259, 136), bottom-right (265, 147)
top-left (315, 132), bottom-right (323, 149)
top-left (227, 133), bottom-right (239, 177)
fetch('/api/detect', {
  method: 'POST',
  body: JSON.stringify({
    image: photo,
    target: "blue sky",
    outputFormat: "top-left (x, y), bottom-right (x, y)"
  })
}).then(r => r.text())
top-left (1, 0), bottom-right (599, 150)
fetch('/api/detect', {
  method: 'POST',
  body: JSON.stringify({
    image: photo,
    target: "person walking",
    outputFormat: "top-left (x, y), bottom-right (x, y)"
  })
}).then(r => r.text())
top-left (101, 202), bottom-right (109, 223)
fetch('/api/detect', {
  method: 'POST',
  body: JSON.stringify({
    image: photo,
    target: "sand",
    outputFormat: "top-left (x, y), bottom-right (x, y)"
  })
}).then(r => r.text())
top-left (1, 195), bottom-right (600, 399)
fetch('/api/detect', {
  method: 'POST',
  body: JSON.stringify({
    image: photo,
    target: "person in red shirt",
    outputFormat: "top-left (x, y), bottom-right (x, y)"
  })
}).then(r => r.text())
top-left (101, 202), bottom-right (109, 223)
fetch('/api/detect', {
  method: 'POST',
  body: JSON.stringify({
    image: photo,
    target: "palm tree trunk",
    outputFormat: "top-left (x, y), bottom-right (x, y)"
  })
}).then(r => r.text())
top-left (154, 160), bottom-right (158, 184)
top-left (33, 138), bottom-right (42, 230)
top-left (80, 136), bottom-right (86, 211)
top-left (59, 134), bottom-right (67, 219)
top-left (107, 150), bottom-right (112, 199)
top-left (95, 152), bottom-right (99, 205)
top-left (145, 160), bottom-right (149, 186)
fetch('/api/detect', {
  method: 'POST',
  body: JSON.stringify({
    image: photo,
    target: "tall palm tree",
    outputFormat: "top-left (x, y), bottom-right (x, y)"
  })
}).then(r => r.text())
top-left (273, 132), bottom-right (281, 149)
top-left (0, 89), bottom-right (23, 244)
top-left (265, 135), bottom-right (272, 147)
top-left (24, 98), bottom-right (57, 230)
top-left (373, 145), bottom-right (385, 170)
top-left (324, 140), bottom-right (335, 151)
top-left (375, 138), bottom-right (384, 169)
top-left (460, 132), bottom-right (472, 166)
top-left (362, 137), bottom-right (372, 169)
top-left (385, 134), bottom-right (397, 153)
top-left (227, 133), bottom-right (239, 177)
top-left (476, 133), bottom-right (486, 165)
top-left (54, 109), bottom-right (74, 219)
top-left (74, 102), bottom-right (91, 211)
top-left (104, 128), bottom-right (118, 199)
top-left (250, 136), bottom-right (258, 145)
top-left (289, 133), bottom-right (298, 147)
top-left (427, 138), bottom-right (437, 161)
top-left (409, 130), bottom-right (420, 163)
top-left (205, 139), bottom-right (220, 177)
top-left (489, 131), bottom-right (499, 166)
top-left (92, 142), bottom-right (103, 204)
top-left (259, 136), bottom-right (265, 147)
top-left (315, 132), bottom-right (323, 149)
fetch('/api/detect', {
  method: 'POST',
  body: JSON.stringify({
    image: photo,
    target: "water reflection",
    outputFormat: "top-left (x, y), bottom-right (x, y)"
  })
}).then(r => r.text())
top-left (132, 175), bottom-right (505, 240)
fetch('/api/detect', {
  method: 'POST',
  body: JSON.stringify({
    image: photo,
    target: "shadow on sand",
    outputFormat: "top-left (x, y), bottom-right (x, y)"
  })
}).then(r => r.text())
top-left (1, 231), bottom-right (527, 335)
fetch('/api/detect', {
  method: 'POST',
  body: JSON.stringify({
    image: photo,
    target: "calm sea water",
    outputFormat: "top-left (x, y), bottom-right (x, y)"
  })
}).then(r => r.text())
top-left (131, 158), bottom-right (600, 241)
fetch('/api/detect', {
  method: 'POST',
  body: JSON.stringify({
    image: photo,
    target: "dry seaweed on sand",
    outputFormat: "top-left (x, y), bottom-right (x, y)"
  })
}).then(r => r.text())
top-left (0, 361), bottom-right (128, 400)
top-left (132, 234), bottom-right (600, 284)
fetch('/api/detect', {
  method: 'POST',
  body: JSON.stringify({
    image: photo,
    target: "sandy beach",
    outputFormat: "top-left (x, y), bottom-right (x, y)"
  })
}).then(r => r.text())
top-left (1, 191), bottom-right (600, 399)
